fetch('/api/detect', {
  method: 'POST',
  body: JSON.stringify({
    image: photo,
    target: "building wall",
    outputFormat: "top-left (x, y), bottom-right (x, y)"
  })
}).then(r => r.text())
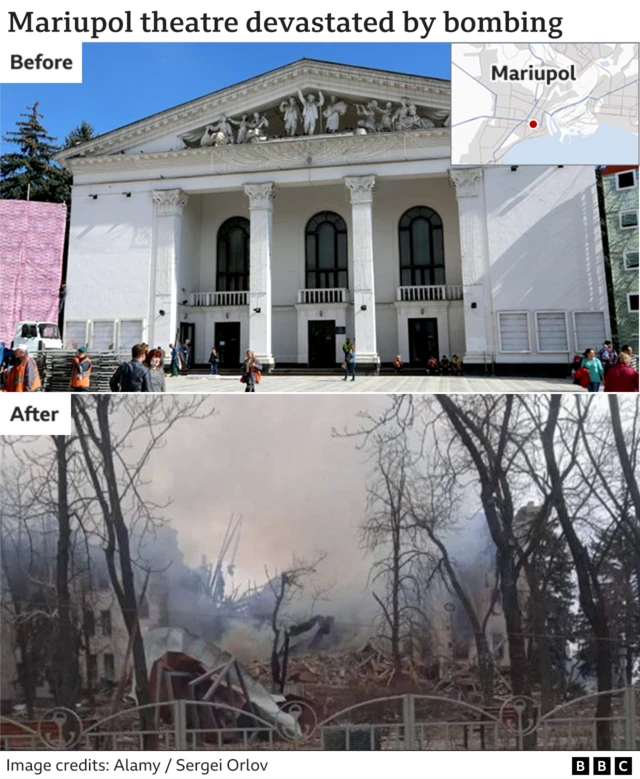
top-left (602, 169), bottom-right (639, 353)
top-left (484, 166), bottom-right (610, 364)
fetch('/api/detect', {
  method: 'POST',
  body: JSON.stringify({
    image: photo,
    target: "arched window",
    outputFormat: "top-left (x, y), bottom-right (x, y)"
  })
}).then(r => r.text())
top-left (305, 211), bottom-right (348, 289)
top-left (216, 217), bottom-right (250, 291)
top-left (399, 207), bottom-right (445, 286)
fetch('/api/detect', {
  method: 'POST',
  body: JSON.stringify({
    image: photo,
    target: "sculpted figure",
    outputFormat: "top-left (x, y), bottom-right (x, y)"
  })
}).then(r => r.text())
top-left (199, 124), bottom-right (218, 147)
top-left (214, 115), bottom-right (235, 143)
top-left (230, 114), bottom-right (250, 144)
top-left (280, 96), bottom-right (300, 136)
top-left (356, 101), bottom-right (379, 132)
top-left (376, 101), bottom-right (394, 132)
top-left (246, 112), bottom-right (270, 142)
top-left (322, 95), bottom-right (348, 133)
top-left (297, 89), bottom-right (325, 135)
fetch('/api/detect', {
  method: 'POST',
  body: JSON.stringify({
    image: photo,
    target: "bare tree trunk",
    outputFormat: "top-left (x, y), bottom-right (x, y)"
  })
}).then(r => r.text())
top-left (52, 436), bottom-right (78, 711)
top-left (541, 396), bottom-right (612, 749)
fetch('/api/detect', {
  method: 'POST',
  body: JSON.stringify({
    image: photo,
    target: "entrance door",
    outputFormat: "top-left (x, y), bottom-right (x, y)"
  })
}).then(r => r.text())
top-left (215, 322), bottom-right (241, 368)
top-left (179, 322), bottom-right (195, 365)
top-left (308, 320), bottom-right (336, 368)
top-left (408, 318), bottom-right (439, 366)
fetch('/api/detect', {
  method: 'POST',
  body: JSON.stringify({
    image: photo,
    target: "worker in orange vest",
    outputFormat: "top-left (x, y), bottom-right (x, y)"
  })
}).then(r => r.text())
top-left (4, 345), bottom-right (42, 392)
top-left (70, 347), bottom-right (92, 392)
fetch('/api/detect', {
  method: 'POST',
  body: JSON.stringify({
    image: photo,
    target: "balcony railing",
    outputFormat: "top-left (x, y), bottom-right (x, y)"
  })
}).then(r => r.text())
top-left (297, 288), bottom-right (349, 304)
top-left (397, 285), bottom-right (463, 302)
top-left (190, 291), bottom-right (248, 307)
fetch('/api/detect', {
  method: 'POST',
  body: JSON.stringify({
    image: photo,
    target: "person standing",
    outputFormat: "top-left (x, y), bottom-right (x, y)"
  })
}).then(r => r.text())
top-left (581, 348), bottom-right (604, 393)
top-left (598, 341), bottom-right (617, 377)
top-left (604, 352), bottom-right (639, 392)
top-left (621, 344), bottom-right (637, 369)
top-left (110, 344), bottom-right (152, 392)
top-left (342, 337), bottom-right (352, 359)
top-left (70, 347), bottom-right (92, 392)
top-left (394, 355), bottom-right (403, 374)
top-left (209, 347), bottom-right (220, 376)
top-left (169, 343), bottom-right (181, 377)
top-left (180, 339), bottom-right (191, 373)
top-left (145, 349), bottom-right (166, 392)
top-left (241, 349), bottom-right (262, 392)
top-left (4, 346), bottom-right (41, 392)
top-left (343, 344), bottom-right (356, 382)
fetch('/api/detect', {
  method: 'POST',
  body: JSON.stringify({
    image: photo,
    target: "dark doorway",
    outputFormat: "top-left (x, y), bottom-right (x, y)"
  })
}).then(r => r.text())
top-left (408, 318), bottom-right (439, 366)
top-left (215, 322), bottom-right (241, 368)
top-left (179, 322), bottom-right (195, 366)
top-left (308, 320), bottom-right (336, 368)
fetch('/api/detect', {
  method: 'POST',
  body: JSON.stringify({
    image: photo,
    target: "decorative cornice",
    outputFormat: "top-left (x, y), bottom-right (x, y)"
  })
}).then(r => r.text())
top-left (448, 168), bottom-right (483, 198)
top-left (345, 175), bottom-right (376, 204)
top-left (57, 61), bottom-right (451, 163)
top-left (152, 189), bottom-right (189, 215)
top-left (244, 182), bottom-right (276, 210)
top-left (66, 129), bottom-right (449, 179)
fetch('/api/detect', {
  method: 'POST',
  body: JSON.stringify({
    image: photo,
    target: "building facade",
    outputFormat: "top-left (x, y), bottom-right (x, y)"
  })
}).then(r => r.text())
top-left (58, 59), bottom-right (611, 374)
top-left (601, 166), bottom-right (639, 355)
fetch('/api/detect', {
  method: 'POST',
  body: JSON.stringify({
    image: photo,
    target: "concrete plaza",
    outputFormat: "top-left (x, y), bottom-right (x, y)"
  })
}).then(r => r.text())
top-left (166, 373), bottom-right (584, 393)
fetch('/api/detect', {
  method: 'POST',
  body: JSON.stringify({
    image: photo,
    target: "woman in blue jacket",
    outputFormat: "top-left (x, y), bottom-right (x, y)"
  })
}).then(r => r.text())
top-left (581, 348), bottom-right (604, 392)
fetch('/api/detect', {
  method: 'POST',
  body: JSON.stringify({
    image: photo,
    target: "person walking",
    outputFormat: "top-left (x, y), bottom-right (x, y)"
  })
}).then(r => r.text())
top-left (110, 344), bottom-right (152, 392)
top-left (180, 339), bottom-right (191, 373)
top-left (145, 349), bottom-right (166, 392)
top-left (69, 347), bottom-right (92, 392)
top-left (209, 347), bottom-right (220, 376)
top-left (4, 345), bottom-right (41, 392)
top-left (598, 340), bottom-right (617, 377)
top-left (604, 352), bottom-right (639, 392)
top-left (581, 348), bottom-right (604, 393)
top-left (394, 355), bottom-right (403, 374)
top-left (169, 343), bottom-right (181, 377)
top-left (241, 349), bottom-right (262, 392)
top-left (343, 343), bottom-right (356, 382)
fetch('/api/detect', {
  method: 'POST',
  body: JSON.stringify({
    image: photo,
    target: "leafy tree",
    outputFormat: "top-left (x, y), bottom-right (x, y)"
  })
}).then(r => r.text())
top-left (1, 103), bottom-right (65, 202)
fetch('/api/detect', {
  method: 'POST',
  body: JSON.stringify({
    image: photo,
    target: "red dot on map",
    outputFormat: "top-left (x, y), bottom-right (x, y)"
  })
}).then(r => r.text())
top-left (529, 120), bottom-right (538, 129)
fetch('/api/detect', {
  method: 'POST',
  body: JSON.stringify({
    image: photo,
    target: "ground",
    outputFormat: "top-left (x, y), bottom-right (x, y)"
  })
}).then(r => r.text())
top-left (166, 374), bottom-right (585, 393)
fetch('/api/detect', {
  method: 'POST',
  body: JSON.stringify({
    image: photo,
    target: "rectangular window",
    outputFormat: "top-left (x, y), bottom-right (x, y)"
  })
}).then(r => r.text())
top-left (498, 312), bottom-right (530, 353)
top-left (64, 321), bottom-right (88, 350)
top-left (573, 311), bottom-right (607, 352)
top-left (616, 170), bottom-right (637, 190)
top-left (628, 293), bottom-right (639, 313)
top-left (103, 653), bottom-right (115, 681)
top-left (535, 312), bottom-right (569, 352)
top-left (91, 320), bottom-right (116, 351)
top-left (624, 250), bottom-right (639, 269)
top-left (620, 210), bottom-right (639, 229)
top-left (118, 319), bottom-right (144, 352)
top-left (100, 609), bottom-right (112, 636)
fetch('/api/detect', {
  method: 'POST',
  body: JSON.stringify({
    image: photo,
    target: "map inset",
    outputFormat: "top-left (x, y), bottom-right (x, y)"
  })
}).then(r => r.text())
top-left (451, 43), bottom-right (638, 165)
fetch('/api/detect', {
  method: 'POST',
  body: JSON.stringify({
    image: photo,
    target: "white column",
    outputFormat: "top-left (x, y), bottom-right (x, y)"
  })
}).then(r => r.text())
top-left (244, 182), bottom-right (276, 369)
top-left (448, 168), bottom-right (494, 368)
top-left (345, 175), bottom-right (380, 371)
top-left (151, 189), bottom-right (188, 352)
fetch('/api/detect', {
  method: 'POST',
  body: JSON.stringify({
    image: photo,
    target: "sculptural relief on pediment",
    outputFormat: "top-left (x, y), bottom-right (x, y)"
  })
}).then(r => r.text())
top-left (179, 90), bottom-right (450, 149)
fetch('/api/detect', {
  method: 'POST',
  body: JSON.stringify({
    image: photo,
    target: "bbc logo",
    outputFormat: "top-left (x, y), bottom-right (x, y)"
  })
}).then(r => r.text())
top-left (572, 757), bottom-right (633, 775)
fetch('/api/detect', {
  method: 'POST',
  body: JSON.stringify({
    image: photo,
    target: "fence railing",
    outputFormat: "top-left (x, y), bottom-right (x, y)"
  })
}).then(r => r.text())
top-left (297, 288), bottom-right (349, 304)
top-left (190, 291), bottom-right (248, 307)
top-left (397, 285), bottom-right (464, 302)
top-left (1, 687), bottom-right (637, 751)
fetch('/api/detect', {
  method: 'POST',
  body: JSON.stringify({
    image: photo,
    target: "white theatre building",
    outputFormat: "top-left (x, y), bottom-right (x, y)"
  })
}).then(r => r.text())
top-left (58, 59), bottom-right (611, 373)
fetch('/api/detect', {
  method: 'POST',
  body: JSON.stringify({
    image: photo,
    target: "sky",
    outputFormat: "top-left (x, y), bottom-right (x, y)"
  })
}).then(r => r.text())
top-left (1, 42), bottom-right (451, 146)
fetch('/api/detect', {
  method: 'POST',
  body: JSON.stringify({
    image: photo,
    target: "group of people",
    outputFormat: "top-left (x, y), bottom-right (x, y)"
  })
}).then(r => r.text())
top-left (573, 342), bottom-right (638, 392)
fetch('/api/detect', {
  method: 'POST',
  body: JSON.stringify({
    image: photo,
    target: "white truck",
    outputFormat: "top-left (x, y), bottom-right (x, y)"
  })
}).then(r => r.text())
top-left (12, 321), bottom-right (63, 353)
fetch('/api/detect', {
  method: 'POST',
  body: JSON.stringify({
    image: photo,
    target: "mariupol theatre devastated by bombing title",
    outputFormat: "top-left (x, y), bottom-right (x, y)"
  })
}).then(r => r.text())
top-left (56, 59), bottom-right (611, 374)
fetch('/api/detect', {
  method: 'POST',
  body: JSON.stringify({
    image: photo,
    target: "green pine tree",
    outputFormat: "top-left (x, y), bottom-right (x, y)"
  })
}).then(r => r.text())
top-left (0, 102), bottom-right (65, 202)
top-left (63, 120), bottom-right (96, 150)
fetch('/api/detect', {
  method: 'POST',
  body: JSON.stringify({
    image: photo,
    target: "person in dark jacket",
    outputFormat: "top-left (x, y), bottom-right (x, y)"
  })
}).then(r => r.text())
top-left (110, 344), bottom-right (152, 392)
top-left (343, 344), bottom-right (356, 381)
top-left (209, 347), bottom-right (220, 376)
top-left (180, 339), bottom-right (191, 372)
top-left (604, 352), bottom-right (639, 392)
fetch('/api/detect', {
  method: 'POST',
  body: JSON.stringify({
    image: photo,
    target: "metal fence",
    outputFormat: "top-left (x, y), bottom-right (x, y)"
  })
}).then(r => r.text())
top-left (1, 687), bottom-right (637, 751)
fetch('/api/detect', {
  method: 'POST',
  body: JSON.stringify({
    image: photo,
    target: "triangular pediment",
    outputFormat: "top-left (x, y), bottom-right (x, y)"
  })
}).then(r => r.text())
top-left (57, 59), bottom-right (450, 162)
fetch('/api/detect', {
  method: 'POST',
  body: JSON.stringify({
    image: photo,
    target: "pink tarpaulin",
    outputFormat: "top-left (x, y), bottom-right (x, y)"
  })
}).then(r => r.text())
top-left (0, 200), bottom-right (67, 345)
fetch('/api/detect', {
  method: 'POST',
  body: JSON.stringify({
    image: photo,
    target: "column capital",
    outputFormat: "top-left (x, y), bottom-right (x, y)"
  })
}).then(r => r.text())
top-left (448, 168), bottom-right (483, 198)
top-left (152, 189), bottom-right (189, 216)
top-left (244, 182), bottom-right (276, 210)
top-left (345, 175), bottom-right (376, 204)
